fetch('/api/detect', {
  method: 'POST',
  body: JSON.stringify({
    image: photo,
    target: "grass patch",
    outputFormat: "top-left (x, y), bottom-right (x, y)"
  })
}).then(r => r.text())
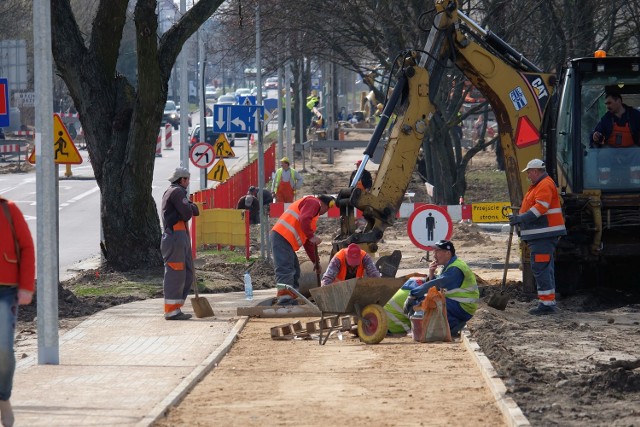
top-left (73, 282), bottom-right (161, 298)
top-left (465, 169), bottom-right (509, 203)
top-left (198, 247), bottom-right (259, 264)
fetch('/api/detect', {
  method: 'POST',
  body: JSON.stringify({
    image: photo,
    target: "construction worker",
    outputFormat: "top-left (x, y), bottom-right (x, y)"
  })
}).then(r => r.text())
top-left (509, 159), bottom-right (566, 315)
top-left (236, 186), bottom-right (260, 225)
top-left (271, 156), bottom-right (302, 203)
top-left (271, 194), bottom-right (335, 304)
top-left (390, 240), bottom-right (479, 337)
top-left (161, 167), bottom-right (199, 320)
top-left (350, 160), bottom-right (373, 192)
top-left (321, 243), bottom-right (381, 286)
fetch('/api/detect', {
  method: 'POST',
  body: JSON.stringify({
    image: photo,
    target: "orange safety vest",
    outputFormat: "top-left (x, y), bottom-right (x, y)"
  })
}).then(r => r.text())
top-left (334, 249), bottom-right (366, 282)
top-left (272, 196), bottom-right (318, 251)
top-left (606, 122), bottom-right (635, 147)
top-left (519, 175), bottom-right (566, 241)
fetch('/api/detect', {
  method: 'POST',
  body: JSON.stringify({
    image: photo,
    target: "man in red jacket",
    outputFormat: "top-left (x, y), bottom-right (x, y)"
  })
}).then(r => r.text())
top-left (0, 196), bottom-right (35, 427)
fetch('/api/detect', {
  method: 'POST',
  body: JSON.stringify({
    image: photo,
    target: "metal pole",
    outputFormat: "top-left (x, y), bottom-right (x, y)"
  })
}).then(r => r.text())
top-left (298, 64), bottom-right (305, 172)
top-left (34, 0), bottom-right (59, 364)
top-left (277, 62), bottom-right (284, 161)
top-left (198, 29), bottom-right (206, 189)
top-left (256, 4), bottom-right (266, 259)
top-left (285, 62), bottom-right (292, 161)
top-left (179, 0), bottom-right (189, 171)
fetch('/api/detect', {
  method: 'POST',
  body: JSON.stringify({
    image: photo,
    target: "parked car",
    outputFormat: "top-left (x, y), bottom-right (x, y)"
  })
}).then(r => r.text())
top-left (216, 94), bottom-right (236, 105)
top-left (205, 86), bottom-right (218, 101)
top-left (162, 100), bottom-right (180, 129)
top-left (234, 88), bottom-right (252, 97)
top-left (189, 116), bottom-right (235, 147)
top-left (264, 77), bottom-right (279, 89)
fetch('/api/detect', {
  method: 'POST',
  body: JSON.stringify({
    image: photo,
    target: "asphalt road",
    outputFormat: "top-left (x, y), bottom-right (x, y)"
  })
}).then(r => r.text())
top-left (1, 122), bottom-right (251, 280)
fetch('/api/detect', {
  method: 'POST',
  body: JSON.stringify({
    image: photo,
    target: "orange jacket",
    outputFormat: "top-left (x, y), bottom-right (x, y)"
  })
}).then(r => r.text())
top-left (271, 196), bottom-right (319, 251)
top-left (519, 174), bottom-right (566, 241)
top-left (0, 197), bottom-right (35, 293)
top-left (334, 249), bottom-right (365, 282)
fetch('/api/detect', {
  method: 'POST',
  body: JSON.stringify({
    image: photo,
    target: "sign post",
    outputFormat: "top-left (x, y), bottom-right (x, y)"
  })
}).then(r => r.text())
top-left (407, 204), bottom-right (453, 251)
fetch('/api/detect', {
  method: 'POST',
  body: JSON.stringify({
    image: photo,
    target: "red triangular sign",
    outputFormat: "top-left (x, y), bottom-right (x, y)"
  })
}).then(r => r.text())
top-left (514, 116), bottom-right (540, 148)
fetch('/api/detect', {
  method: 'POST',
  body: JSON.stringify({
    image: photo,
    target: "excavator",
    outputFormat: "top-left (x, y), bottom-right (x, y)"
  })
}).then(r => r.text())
top-left (333, 0), bottom-right (640, 294)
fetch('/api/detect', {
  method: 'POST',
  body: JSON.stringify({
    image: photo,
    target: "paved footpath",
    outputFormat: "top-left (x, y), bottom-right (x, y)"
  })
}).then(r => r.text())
top-left (12, 286), bottom-right (528, 427)
top-left (12, 290), bottom-right (273, 427)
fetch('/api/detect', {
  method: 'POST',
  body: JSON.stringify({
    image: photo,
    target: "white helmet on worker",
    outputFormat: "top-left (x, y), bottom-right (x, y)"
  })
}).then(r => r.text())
top-left (521, 158), bottom-right (545, 172)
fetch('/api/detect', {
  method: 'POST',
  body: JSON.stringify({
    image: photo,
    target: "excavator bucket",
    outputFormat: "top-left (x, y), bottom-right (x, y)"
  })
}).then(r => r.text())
top-left (375, 250), bottom-right (402, 278)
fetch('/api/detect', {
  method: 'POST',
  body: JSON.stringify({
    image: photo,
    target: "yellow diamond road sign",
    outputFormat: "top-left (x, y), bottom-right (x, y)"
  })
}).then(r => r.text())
top-left (207, 159), bottom-right (230, 182)
top-left (28, 114), bottom-right (82, 165)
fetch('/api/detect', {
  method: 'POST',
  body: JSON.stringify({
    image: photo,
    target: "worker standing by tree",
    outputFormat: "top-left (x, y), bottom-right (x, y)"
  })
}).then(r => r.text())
top-left (271, 195), bottom-right (335, 304)
top-left (271, 157), bottom-right (302, 203)
top-left (161, 167), bottom-right (199, 320)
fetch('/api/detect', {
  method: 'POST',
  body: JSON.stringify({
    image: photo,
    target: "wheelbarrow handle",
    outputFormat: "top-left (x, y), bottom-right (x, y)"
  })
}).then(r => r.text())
top-left (275, 284), bottom-right (318, 308)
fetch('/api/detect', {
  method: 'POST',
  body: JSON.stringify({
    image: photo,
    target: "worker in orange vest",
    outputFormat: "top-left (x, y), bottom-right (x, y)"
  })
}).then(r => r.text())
top-left (321, 243), bottom-right (380, 286)
top-left (271, 194), bottom-right (335, 304)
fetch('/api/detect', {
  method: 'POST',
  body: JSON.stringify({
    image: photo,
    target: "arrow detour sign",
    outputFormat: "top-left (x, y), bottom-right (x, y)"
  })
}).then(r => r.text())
top-left (28, 114), bottom-right (82, 165)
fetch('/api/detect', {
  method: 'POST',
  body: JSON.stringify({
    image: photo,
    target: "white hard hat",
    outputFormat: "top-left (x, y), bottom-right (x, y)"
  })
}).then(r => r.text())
top-left (522, 159), bottom-right (545, 172)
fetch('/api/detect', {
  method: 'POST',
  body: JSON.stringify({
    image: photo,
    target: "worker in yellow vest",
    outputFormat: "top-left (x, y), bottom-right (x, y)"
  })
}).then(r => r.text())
top-left (271, 156), bottom-right (302, 203)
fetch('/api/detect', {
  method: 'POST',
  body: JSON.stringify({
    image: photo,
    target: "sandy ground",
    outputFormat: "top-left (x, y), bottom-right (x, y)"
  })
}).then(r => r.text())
top-left (154, 318), bottom-right (505, 427)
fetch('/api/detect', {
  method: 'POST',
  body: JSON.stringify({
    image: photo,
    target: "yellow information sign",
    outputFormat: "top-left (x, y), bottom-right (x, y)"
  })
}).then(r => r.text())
top-left (471, 202), bottom-right (511, 223)
top-left (207, 159), bottom-right (230, 182)
top-left (213, 134), bottom-right (235, 158)
top-left (28, 114), bottom-right (82, 165)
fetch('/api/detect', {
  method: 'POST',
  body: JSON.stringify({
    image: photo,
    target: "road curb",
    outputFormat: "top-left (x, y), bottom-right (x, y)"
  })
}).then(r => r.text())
top-left (462, 331), bottom-right (530, 427)
top-left (137, 316), bottom-right (250, 427)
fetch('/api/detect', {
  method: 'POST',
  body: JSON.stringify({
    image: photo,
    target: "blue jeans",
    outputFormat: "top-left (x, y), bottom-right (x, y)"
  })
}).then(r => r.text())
top-left (446, 298), bottom-right (472, 335)
top-left (270, 231), bottom-right (301, 288)
top-left (0, 286), bottom-right (18, 401)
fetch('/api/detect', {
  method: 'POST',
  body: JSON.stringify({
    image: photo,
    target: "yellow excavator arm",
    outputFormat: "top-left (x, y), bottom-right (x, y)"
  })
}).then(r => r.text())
top-left (334, 0), bottom-right (555, 257)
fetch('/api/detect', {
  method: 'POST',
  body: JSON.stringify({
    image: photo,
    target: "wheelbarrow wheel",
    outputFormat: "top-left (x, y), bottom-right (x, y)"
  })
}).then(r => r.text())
top-left (357, 304), bottom-right (388, 344)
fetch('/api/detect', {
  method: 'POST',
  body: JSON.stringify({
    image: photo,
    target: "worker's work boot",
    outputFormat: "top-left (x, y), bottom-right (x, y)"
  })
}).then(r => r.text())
top-left (166, 311), bottom-right (192, 320)
top-left (528, 303), bottom-right (557, 316)
top-left (275, 288), bottom-right (299, 305)
top-left (0, 399), bottom-right (14, 427)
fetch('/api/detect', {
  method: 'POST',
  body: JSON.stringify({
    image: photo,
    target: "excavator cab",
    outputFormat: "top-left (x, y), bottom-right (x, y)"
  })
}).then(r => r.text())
top-left (551, 56), bottom-right (640, 292)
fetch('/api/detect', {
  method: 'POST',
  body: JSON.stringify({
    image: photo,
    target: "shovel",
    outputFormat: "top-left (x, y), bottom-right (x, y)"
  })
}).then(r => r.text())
top-left (190, 278), bottom-right (215, 318)
top-left (314, 244), bottom-right (321, 287)
top-left (488, 223), bottom-right (515, 311)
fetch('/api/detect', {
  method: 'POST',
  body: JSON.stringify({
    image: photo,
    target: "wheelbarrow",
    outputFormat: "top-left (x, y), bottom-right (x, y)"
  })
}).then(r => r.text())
top-left (307, 277), bottom-right (406, 345)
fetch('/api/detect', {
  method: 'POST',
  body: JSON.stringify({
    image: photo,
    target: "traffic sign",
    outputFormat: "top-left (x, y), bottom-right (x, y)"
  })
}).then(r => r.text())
top-left (212, 134), bottom-right (235, 158)
top-left (236, 95), bottom-right (256, 106)
top-left (189, 142), bottom-right (216, 169)
top-left (0, 78), bottom-right (9, 127)
top-left (213, 104), bottom-right (264, 134)
top-left (407, 204), bottom-right (453, 251)
top-left (207, 159), bottom-right (230, 182)
top-left (472, 202), bottom-right (511, 223)
top-left (28, 114), bottom-right (82, 165)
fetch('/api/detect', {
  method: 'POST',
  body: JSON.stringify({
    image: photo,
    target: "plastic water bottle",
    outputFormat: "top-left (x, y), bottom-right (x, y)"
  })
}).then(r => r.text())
top-left (244, 272), bottom-right (253, 300)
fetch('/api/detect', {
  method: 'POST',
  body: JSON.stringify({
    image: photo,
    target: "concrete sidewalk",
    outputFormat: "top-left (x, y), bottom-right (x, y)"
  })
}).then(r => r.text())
top-left (11, 290), bottom-right (274, 427)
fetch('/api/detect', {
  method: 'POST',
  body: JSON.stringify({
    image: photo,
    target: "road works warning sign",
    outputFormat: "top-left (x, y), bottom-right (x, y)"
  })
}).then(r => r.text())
top-left (213, 134), bottom-right (235, 158)
top-left (28, 114), bottom-right (82, 165)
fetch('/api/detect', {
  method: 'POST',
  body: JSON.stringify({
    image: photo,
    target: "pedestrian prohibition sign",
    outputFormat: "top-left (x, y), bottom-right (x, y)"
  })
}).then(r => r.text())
top-left (407, 204), bottom-right (453, 251)
top-left (189, 142), bottom-right (215, 169)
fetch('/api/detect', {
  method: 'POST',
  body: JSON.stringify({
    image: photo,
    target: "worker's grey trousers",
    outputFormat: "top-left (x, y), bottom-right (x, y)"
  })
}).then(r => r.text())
top-left (270, 231), bottom-right (301, 288)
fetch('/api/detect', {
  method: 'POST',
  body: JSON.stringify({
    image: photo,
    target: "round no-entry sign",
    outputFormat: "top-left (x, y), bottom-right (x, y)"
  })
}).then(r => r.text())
top-left (407, 204), bottom-right (453, 251)
top-left (189, 142), bottom-right (216, 169)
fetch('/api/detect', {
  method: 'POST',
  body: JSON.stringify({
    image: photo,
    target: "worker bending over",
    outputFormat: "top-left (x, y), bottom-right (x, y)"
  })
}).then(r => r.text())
top-left (321, 243), bottom-right (380, 286)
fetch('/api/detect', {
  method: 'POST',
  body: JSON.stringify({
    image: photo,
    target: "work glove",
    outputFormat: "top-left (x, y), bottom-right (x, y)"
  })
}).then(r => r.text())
top-left (403, 296), bottom-right (417, 315)
top-left (508, 214), bottom-right (522, 226)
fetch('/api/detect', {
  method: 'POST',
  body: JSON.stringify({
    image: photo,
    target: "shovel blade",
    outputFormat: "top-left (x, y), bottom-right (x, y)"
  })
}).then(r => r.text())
top-left (488, 292), bottom-right (509, 311)
top-left (191, 296), bottom-right (215, 318)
